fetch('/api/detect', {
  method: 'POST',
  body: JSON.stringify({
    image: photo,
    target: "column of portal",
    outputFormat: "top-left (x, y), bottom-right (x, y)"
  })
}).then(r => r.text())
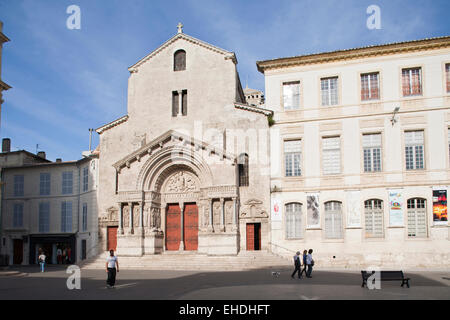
top-left (179, 203), bottom-right (185, 251)
top-left (118, 203), bottom-right (124, 234)
top-left (219, 198), bottom-right (225, 232)
top-left (232, 197), bottom-right (238, 232)
top-left (128, 202), bottom-right (134, 234)
top-left (208, 199), bottom-right (214, 232)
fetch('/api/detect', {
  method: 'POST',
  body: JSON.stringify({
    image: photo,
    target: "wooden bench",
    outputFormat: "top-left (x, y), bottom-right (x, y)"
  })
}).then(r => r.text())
top-left (361, 271), bottom-right (410, 288)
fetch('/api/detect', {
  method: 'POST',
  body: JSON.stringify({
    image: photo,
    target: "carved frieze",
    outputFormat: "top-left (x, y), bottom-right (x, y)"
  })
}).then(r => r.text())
top-left (240, 199), bottom-right (268, 219)
top-left (165, 171), bottom-right (198, 193)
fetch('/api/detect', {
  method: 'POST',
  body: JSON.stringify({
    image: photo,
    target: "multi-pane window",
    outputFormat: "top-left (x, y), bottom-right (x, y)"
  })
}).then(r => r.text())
top-left (324, 201), bottom-right (343, 239)
top-left (364, 200), bottom-right (383, 238)
top-left (321, 77), bottom-right (339, 106)
top-left (61, 201), bottom-right (72, 233)
top-left (14, 175), bottom-right (24, 197)
top-left (363, 133), bottom-right (382, 172)
top-left (361, 72), bottom-right (380, 101)
top-left (82, 203), bottom-right (88, 232)
top-left (285, 203), bottom-right (303, 239)
top-left (407, 198), bottom-right (427, 238)
top-left (83, 167), bottom-right (89, 192)
top-left (322, 137), bottom-right (341, 175)
top-left (405, 131), bottom-right (425, 170)
top-left (284, 140), bottom-right (301, 177)
top-left (40, 173), bottom-right (51, 196)
top-left (402, 68), bottom-right (422, 96)
top-left (62, 171), bottom-right (73, 195)
top-left (13, 203), bottom-right (24, 228)
top-left (446, 64), bottom-right (450, 93)
top-left (283, 81), bottom-right (301, 110)
top-left (174, 50), bottom-right (186, 71)
top-left (238, 154), bottom-right (249, 187)
top-left (39, 202), bottom-right (50, 233)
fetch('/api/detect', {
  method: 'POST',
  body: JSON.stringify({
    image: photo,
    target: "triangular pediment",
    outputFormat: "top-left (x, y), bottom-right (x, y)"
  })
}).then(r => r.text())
top-left (128, 32), bottom-right (237, 73)
top-left (113, 130), bottom-right (236, 172)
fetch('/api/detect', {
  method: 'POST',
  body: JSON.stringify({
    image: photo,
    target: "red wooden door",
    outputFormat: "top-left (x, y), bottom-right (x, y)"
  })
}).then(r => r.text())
top-left (166, 204), bottom-right (181, 251)
top-left (13, 239), bottom-right (23, 265)
top-left (107, 226), bottom-right (118, 251)
top-left (246, 223), bottom-right (255, 251)
top-left (184, 204), bottom-right (198, 251)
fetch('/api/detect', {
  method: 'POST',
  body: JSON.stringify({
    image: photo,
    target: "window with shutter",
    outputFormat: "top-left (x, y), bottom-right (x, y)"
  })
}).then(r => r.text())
top-left (39, 202), bottom-right (50, 233)
top-left (174, 50), bottom-right (186, 71)
top-left (13, 203), bottom-right (24, 228)
top-left (402, 68), bottom-right (422, 96)
top-left (284, 140), bottom-right (301, 177)
top-left (407, 198), bottom-right (427, 238)
top-left (285, 203), bottom-right (303, 239)
top-left (324, 201), bottom-right (343, 239)
top-left (323, 137), bottom-right (341, 175)
top-left (14, 175), bottom-right (24, 197)
top-left (62, 171), bottom-right (73, 195)
top-left (405, 131), bottom-right (424, 170)
top-left (361, 73), bottom-right (380, 101)
top-left (364, 199), bottom-right (383, 238)
top-left (61, 201), bottom-right (72, 233)
top-left (283, 81), bottom-right (301, 110)
top-left (40, 173), bottom-right (51, 195)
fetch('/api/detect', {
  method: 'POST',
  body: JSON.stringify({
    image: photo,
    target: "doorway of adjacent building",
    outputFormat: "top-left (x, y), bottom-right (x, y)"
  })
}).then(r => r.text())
top-left (246, 223), bottom-right (261, 251)
top-left (107, 226), bottom-right (118, 251)
top-left (81, 240), bottom-right (87, 260)
top-left (13, 239), bottom-right (23, 265)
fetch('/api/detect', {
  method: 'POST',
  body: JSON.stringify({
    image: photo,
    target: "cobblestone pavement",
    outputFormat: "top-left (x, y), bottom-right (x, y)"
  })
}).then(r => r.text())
top-left (0, 265), bottom-right (449, 300)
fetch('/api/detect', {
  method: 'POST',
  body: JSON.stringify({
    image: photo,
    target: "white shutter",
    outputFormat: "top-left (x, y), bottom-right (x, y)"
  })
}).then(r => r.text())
top-left (405, 131), bottom-right (424, 145)
top-left (363, 134), bottom-right (381, 148)
top-left (285, 203), bottom-right (303, 239)
top-left (325, 202), bottom-right (343, 239)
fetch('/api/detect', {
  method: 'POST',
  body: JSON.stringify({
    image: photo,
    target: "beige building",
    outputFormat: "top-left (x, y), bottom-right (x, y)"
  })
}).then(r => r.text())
top-left (95, 25), bottom-right (273, 257)
top-left (0, 146), bottom-right (99, 265)
top-left (257, 36), bottom-right (450, 269)
top-left (243, 86), bottom-right (265, 107)
top-left (0, 21), bottom-right (11, 127)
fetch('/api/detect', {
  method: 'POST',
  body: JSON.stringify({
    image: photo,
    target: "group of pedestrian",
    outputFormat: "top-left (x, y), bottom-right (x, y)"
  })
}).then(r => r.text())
top-left (291, 249), bottom-right (314, 279)
top-left (56, 246), bottom-right (72, 265)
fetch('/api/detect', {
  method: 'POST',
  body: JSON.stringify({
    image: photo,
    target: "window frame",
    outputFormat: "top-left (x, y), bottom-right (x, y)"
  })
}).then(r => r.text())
top-left (82, 203), bottom-right (88, 232)
top-left (320, 76), bottom-right (339, 106)
top-left (238, 153), bottom-right (249, 187)
top-left (62, 171), bottom-right (73, 195)
top-left (401, 67), bottom-right (423, 97)
top-left (324, 201), bottom-right (343, 239)
top-left (82, 167), bottom-right (89, 192)
top-left (61, 201), bottom-right (73, 233)
top-left (406, 198), bottom-right (427, 238)
top-left (362, 133), bottom-right (382, 173)
top-left (284, 139), bottom-right (302, 177)
top-left (282, 81), bottom-right (301, 111)
top-left (13, 175), bottom-right (24, 197)
top-left (322, 136), bottom-right (341, 175)
top-left (40, 173), bottom-right (51, 196)
top-left (39, 202), bottom-right (50, 233)
top-left (173, 49), bottom-right (186, 71)
top-left (285, 202), bottom-right (303, 240)
top-left (404, 130), bottom-right (425, 171)
top-left (13, 203), bottom-right (24, 229)
top-left (360, 72), bottom-right (380, 101)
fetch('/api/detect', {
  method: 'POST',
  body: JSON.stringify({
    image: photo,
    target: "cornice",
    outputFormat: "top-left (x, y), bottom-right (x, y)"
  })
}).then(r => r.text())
top-left (256, 36), bottom-right (450, 73)
top-left (95, 115), bottom-right (128, 134)
top-left (0, 80), bottom-right (11, 91)
top-left (234, 102), bottom-right (273, 116)
top-left (0, 32), bottom-right (9, 43)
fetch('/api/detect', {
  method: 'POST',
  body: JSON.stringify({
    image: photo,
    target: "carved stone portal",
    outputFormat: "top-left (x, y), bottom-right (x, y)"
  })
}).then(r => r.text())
top-left (165, 171), bottom-right (198, 193)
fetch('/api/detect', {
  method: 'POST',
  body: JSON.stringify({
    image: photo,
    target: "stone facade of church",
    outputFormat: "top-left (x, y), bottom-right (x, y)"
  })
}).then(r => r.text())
top-left (96, 27), bottom-right (273, 256)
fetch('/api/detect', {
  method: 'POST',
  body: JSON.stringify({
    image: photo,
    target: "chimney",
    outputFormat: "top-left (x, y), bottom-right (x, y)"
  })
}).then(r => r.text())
top-left (37, 151), bottom-right (46, 159)
top-left (2, 138), bottom-right (11, 153)
top-left (56, 158), bottom-right (62, 163)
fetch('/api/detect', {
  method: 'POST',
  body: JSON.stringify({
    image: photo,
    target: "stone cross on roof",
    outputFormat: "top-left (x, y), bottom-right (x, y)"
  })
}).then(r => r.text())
top-left (177, 22), bottom-right (183, 34)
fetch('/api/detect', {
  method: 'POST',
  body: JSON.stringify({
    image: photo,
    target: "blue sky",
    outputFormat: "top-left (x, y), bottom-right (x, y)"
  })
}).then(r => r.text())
top-left (0, 0), bottom-right (449, 161)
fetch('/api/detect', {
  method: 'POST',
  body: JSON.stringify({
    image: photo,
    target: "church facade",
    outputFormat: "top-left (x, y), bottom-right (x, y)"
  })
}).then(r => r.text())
top-left (95, 26), bottom-right (272, 256)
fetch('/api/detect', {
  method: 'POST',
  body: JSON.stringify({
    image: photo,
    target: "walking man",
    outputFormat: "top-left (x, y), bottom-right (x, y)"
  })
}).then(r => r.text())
top-left (106, 250), bottom-right (119, 288)
top-left (300, 250), bottom-right (308, 277)
top-left (291, 251), bottom-right (302, 279)
top-left (306, 249), bottom-right (314, 278)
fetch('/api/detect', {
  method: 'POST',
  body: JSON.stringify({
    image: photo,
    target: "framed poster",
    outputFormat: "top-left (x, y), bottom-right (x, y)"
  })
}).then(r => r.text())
top-left (388, 189), bottom-right (403, 227)
top-left (432, 188), bottom-right (447, 225)
top-left (307, 193), bottom-right (320, 228)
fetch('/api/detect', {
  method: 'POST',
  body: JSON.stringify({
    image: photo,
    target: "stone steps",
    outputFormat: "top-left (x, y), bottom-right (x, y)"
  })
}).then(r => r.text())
top-left (81, 251), bottom-right (291, 270)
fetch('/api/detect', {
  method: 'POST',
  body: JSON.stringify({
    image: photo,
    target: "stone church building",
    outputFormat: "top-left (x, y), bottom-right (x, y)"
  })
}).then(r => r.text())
top-left (95, 25), bottom-right (273, 256)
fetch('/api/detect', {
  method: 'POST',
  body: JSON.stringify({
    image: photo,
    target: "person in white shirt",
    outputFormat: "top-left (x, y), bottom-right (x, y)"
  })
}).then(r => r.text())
top-left (38, 251), bottom-right (46, 273)
top-left (106, 250), bottom-right (119, 288)
top-left (306, 249), bottom-right (314, 278)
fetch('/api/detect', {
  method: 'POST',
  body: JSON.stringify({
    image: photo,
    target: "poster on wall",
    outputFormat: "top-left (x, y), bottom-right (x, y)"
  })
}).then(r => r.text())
top-left (307, 193), bottom-right (320, 228)
top-left (388, 189), bottom-right (403, 226)
top-left (346, 190), bottom-right (361, 227)
top-left (432, 188), bottom-right (447, 225)
top-left (271, 195), bottom-right (282, 222)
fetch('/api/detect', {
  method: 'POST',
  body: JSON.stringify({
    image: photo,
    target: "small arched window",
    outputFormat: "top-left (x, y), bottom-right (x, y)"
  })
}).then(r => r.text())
top-left (324, 201), bottom-right (343, 239)
top-left (174, 50), bottom-right (186, 71)
top-left (238, 153), bottom-right (249, 187)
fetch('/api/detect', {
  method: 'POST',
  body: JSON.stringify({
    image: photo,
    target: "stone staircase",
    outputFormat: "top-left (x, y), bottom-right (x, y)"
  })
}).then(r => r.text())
top-left (81, 251), bottom-right (291, 271)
